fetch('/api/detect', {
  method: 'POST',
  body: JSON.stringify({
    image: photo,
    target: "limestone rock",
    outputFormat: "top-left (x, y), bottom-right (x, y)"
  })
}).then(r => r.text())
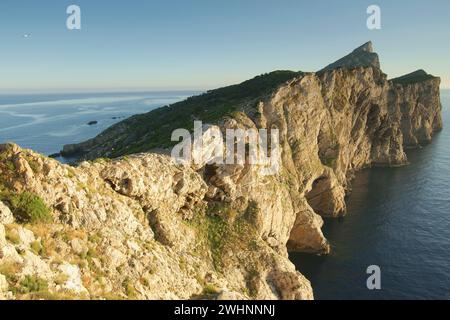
top-left (268, 269), bottom-right (313, 300)
top-left (70, 238), bottom-right (86, 256)
top-left (215, 290), bottom-right (247, 300)
top-left (58, 263), bottom-right (88, 294)
top-left (0, 202), bottom-right (13, 224)
top-left (17, 227), bottom-right (35, 248)
top-left (320, 41), bottom-right (381, 71)
top-left (0, 243), bottom-right (23, 264)
top-left (0, 274), bottom-right (8, 293)
top-left (21, 251), bottom-right (53, 279)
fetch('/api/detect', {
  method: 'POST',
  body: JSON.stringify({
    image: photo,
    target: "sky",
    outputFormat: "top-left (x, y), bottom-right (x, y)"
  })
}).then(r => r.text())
top-left (0, 0), bottom-right (449, 93)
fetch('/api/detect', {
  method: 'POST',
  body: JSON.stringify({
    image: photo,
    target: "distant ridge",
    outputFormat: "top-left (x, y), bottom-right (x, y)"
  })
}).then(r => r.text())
top-left (319, 41), bottom-right (380, 71)
top-left (391, 69), bottom-right (437, 85)
top-left (61, 41), bottom-right (441, 160)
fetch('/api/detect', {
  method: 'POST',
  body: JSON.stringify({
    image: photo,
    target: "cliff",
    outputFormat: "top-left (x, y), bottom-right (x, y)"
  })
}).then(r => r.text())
top-left (0, 43), bottom-right (442, 300)
top-left (320, 41), bottom-right (381, 71)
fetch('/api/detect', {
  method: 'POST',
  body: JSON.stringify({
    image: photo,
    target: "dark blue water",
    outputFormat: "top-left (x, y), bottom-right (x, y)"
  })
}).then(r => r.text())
top-left (0, 91), bottom-right (196, 157)
top-left (292, 91), bottom-right (450, 300)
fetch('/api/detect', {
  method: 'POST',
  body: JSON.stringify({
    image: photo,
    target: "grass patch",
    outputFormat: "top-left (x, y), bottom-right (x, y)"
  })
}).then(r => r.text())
top-left (30, 240), bottom-right (43, 256)
top-left (4, 225), bottom-right (20, 244)
top-left (122, 278), bottom-right (137, 299)
top-left (187, 202), bottom-right (259, 272)
top-left (5, 160), bottom-right (15, 171)
top-left (323, 156), bottom-right (337, 168)
top-left (18, 275), bottom-right (48, 294)
top-left (0, 261), bottom-right (22, 284)
top-left (202, 284), bottom-right (219, 295)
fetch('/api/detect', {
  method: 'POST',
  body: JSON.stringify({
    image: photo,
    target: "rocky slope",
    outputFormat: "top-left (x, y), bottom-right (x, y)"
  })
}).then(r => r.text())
top-left (0, 42), bottom-right (442, 300)
top-left (320, 41), bottom-right (380, 71)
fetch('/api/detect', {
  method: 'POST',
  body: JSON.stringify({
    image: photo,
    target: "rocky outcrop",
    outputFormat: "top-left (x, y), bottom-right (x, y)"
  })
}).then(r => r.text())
top-left (0, 201), bottom-right (13, 224)
top-left (320, 41), bottom-right (381, 71)
top-left (391, 70), bottom-right (443, 147)
top-left (0, 143), bottom-right (313, 300)
top-left (1, 42), bottom-right (443, 300)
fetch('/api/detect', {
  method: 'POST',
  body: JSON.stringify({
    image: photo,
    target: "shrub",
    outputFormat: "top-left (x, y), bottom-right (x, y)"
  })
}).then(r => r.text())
top-left (122, 278), bottom-right (137, 299)
top-left (5, 160), bottom-right (15, 171)
top-left (19, 275), bottom-right (48, 293)
top-left (2, 192), bottom-right (52, 224)
top-left (202, 284), bottom-right (219, 295)
top-left (30, 240), bottom-right (43, 255)
top-left (0, 262), bottom-right (22, 283)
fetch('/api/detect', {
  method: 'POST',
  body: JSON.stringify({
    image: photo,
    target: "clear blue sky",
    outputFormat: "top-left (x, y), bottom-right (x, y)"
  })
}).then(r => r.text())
top-left (1, 0), bottom-right (449, 93)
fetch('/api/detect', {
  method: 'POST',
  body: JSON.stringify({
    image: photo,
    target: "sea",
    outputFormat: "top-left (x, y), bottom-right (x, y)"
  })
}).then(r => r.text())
top-left (0, 91), bottom-right (197, 161)
top-left (0, 90), bottom-right (449, 300)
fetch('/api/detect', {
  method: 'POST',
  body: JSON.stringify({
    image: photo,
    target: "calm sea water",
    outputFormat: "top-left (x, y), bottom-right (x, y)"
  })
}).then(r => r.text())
top-left (292, 90), bottom-right (450, 300)
top-left (0, 91), bottom-right (196, 159)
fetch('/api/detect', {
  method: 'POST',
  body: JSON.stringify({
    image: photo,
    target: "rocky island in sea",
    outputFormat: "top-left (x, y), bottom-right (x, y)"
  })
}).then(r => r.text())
top-left (0, 42), bottom-right (442, 300)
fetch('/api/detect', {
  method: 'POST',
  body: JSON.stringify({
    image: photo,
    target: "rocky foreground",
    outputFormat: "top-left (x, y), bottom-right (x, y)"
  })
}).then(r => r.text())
top-left (0, 42), bottom-right (442, 300)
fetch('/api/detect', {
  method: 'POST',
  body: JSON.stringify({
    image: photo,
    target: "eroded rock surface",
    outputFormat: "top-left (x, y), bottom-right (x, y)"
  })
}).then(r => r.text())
top-left (1, 43), bottom-right (442, 300)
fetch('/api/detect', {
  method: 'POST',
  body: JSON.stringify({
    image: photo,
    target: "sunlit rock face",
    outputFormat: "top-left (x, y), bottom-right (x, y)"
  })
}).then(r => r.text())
top-left (320, 41), bottom-right (381, 72)
top-left (1, 43), bottom-right (442, 300)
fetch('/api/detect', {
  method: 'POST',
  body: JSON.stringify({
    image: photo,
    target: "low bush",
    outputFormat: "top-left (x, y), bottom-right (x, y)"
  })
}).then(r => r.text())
top-left (1, 191), bottom-right (52, 224)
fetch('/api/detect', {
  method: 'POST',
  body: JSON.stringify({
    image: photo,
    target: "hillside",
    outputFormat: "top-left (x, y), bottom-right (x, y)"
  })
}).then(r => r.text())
top-left (61, 71), bottom-right (302, 159)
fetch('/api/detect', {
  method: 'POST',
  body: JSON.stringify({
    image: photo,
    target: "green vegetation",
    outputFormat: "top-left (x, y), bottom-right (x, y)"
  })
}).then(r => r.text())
top-left (0, 261), bottom-right (22, 284)
top-left (122, 277), bottom-right (137, 299)
top-left (83, 71), bottom-right (301, 158)
top-left (30, 240), bottom-right (44, 256)
top-left (18, 275), bottom-right (48, 294)
top-left (245, 268), bottom-right (261, 298)
top-left (0, 191), bottom-right (52, 224)
top-left (319, 142), bottom-right (340, 168)
top-left (2, 270), bottom-right (77, 300)
top-left (5, 160), bottom-right (15, 171)
top-left (4, 225), bottom-right (20, 244)
top-left (323, 156), bottom-right (337, 168)
top-left (23, 155), bottom-right (40, 173)
top-left (66, 168), bottom-right (76, 178)
top-left (202, 284), bottom-right (220, 295)
top-left (187, 202), bottom-right (259, 271)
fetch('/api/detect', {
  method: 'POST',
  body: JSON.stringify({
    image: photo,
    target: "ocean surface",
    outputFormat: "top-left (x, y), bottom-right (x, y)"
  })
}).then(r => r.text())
top-left (0, 90), bottom-right (449, 300)
top-left (0, 91), bottom-right (196, 161)
top-left (292, 90), bottom-right (450, 300)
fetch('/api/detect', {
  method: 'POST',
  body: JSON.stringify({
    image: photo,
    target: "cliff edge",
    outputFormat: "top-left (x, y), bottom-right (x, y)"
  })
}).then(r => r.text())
top-left (0, 42), bottom-right (442, 300)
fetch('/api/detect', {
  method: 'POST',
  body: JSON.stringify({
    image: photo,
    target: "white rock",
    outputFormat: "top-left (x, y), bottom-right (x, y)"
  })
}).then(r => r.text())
top-left (58, 263), bottom-right (88, 294)
top-left (21, 251), bottom-right (52, 279)
top-left (17, 227), bottom-right (35, 248)
top-left (70, 238), bottom-right (85, 255)
top-left (126, 240), bottom-right (141, 252)
top-left (0, 202), bottom-right (13, 224)
top-left (105, 247), bottom-right (126, 268)
top-left (0, 274), bottom-right (8, 293)
top-left (0, 244), bottom-right (23, 264)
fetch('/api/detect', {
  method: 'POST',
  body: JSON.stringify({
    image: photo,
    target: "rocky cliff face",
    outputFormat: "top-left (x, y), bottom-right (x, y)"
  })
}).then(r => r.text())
top-left (320, 41), bottom-right (381, 72)
top-left (0, 144), bottom-right (312, 300)
top-left (0, 43), bottom-right (442, 300)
